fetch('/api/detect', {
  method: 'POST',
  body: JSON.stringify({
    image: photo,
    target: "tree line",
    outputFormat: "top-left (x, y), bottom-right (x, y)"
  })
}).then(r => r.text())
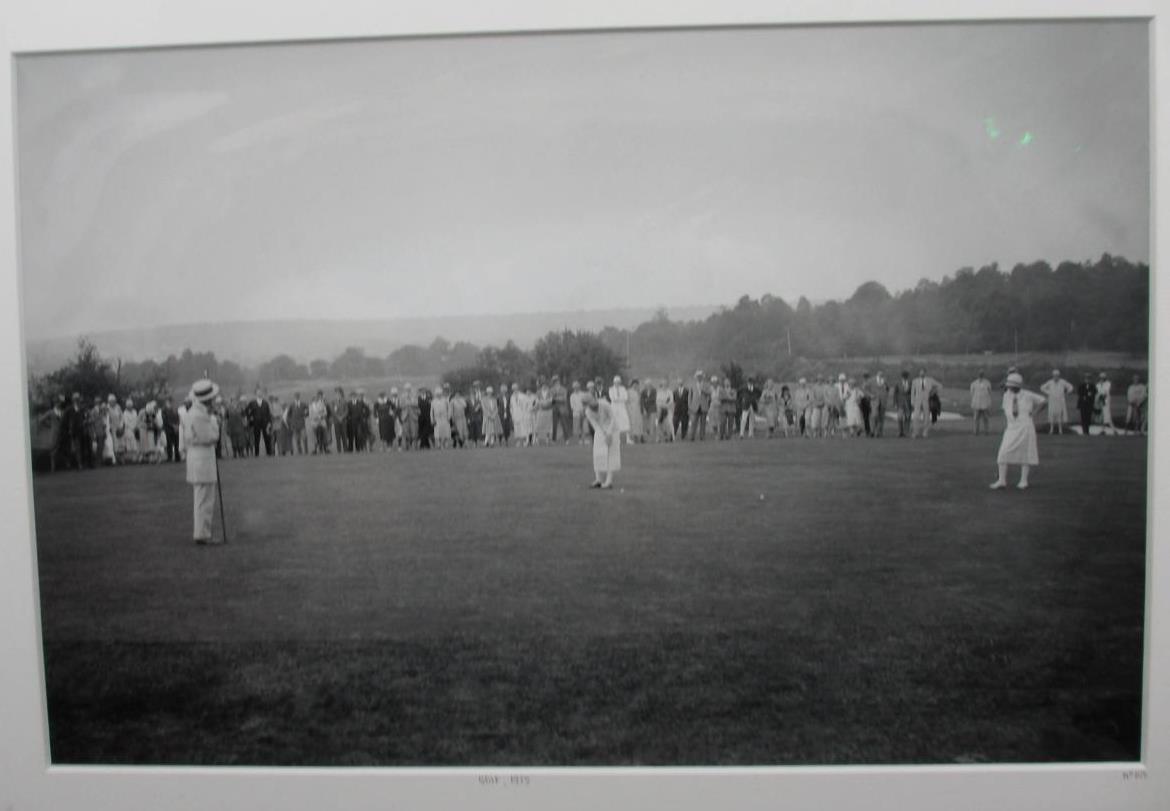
top-left (601, 253), bottom-right (1148, 380)
top-left (27, 254), bottom-right (1147, 407)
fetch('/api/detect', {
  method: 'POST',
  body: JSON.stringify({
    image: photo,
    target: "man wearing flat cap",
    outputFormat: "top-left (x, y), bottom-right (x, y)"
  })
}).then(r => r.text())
top-left (186, 379), bottom-right (222, 545)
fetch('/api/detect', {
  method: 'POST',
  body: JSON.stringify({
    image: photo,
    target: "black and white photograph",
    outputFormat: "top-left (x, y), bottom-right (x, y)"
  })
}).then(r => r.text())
top-left (2, 2), bottom-right (1167, 810)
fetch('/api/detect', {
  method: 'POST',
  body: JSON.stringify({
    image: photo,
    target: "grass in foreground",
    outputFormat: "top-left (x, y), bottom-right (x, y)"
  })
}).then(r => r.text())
top-left (32, 428), bottom-right (1147, 765)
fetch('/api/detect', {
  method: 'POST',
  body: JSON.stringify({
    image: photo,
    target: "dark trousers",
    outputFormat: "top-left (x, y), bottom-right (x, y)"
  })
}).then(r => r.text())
top-left (1080, 406), bottom-right (1094, 435)
top-left (860, 397), bottom-right (872, 435)
top-left (164, 427), bottom-right (179, 461)
top-left (551, 405), bottom-right (564, 441)
top-left (871, 403), bottom-right (885, 437)
top-left (349, 422), bottom-right (366, 451)
top-left (253, 426), bottom-right (273, 456)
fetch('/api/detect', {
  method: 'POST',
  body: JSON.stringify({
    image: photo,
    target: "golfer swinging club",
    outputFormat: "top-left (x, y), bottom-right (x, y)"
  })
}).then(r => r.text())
top-left (582, 392), bottom-right (621, 490)
top-left (186, 378), bottom-right (223, 545)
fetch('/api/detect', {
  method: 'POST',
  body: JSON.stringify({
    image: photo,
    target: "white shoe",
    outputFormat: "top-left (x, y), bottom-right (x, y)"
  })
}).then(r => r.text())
top-left (989, 481), bottom-right (1006, 490)
top-left (1017, 481), bottom-right (1029, 490)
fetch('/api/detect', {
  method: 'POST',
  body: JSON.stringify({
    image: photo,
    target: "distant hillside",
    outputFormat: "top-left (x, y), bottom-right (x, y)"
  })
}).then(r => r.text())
top-left (25, 306), bottom-right (719, 374)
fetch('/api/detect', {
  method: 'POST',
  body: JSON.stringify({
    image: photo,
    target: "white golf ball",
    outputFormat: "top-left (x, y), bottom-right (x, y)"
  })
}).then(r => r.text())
top-left (760, 494), bottom-right (765, 500)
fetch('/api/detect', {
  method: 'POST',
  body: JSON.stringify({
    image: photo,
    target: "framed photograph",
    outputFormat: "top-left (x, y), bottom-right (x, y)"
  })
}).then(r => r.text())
top-left (1, 1), bottom-right (1165, 809)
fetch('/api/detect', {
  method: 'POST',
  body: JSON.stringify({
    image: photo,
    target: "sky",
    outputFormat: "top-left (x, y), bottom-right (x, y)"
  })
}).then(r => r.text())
top-left (16, 20), bottom-right (1149, 340)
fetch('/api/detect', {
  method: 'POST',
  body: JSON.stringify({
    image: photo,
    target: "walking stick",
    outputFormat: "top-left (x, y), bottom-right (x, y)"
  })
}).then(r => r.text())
top-left (215, 451), bottom-right (228, 544)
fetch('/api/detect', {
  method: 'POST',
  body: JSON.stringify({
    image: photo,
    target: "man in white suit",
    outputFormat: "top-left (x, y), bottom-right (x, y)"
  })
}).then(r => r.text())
top-left (185, 379), bottom-right (222, 545)
top-left (910, 367), bottom-right (940, 438)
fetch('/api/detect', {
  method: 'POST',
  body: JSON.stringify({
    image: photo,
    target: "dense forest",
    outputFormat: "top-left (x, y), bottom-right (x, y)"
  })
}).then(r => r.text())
top-left (29, 254), bottom-right (1148, 405)
top-left (602, 254), bottom-right (1148, 378)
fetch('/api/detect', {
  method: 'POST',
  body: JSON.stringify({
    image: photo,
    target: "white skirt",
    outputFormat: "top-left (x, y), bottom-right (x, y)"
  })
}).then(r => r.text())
top-left (997, 422), bottom-right (1039, 465)
top-left (612, 404), bottom-right (631, 432)
top-left (592, 429), bottom-right (622, 473)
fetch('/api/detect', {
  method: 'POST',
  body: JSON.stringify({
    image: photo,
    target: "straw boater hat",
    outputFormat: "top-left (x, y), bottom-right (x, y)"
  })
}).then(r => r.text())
top-left (190, 378), bottom-right (219, 403)
top-left (1006, 372), bottom-right (1024, 389)
top-left (838, 373), bottom-right (846, 381)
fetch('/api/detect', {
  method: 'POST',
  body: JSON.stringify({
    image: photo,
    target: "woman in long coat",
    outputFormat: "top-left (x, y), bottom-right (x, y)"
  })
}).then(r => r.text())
top-left (608, 376), bottom-right (632, 443)
top-left (534, 384), bottom-right (554, 445)
top-left (228, 398), bottom-right (249, 457)
top-left (431, 389), bottom-right (452, 449)
top-left (626, 380), bottom-right (644, 443)
top-left (399, 385), bottom-right (419, 450)
top-left (512, 385), bottom-right (533, 446)
top-left (583, 393), bottom-right (621, 489)
top-left (122, 397), bottom-right (142, 461)
top-left (760, 380), bottom-right (779, 437)
top-left (991, 372), bottom-right (1046, 490)
top-left (499, 386), bottom-right (512, 445)
top-left (450, 391), bottom-right (468, 447)
top-left (467, 385), bottom-right (484, 446)
top-left (481, 386), bottom-right (503, 446)
top-left (845, 380), bottom-right (865, 437)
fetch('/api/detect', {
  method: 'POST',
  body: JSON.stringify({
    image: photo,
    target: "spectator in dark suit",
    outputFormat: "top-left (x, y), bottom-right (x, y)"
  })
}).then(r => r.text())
top-left (639, 379), bottom-right (657, 443)
top-left (687, 371), bottom-right (709, 441)
top-left (332, 388), bottom-right (350, 452)
top-left (161, 396), bottom-right (181, 462)
top-left (500, 384), bottom-right (512, 444)
top-left (244, 387), bottom-right (273, 456)
top-left (287, 392), bottom-right (309, 454)
top-left (550, 376), bottom-right (570, 444)
top-left (418, 388), bottom-right (433, 449)
top-left (63, 392), bottom-right (87, 469)
top-left (672, 377), bottom-right (689, 439)
top-left (1076, 373), bottom-right (1097, 436)
top-left (349, 389), bottom-right (370, 452)
top-left (892, 371), bottom-right (913, 437)
top-left (737, 377), bottom-right (761, 438)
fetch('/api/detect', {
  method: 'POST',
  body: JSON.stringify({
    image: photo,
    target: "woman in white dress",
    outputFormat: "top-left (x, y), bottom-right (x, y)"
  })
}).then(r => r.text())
top-left (609, 375), bottom-right (632, 444)
top-left (431, 389), bottom-right (452, 449)
top-left (511, 385), bottom-right (532, 446)
top-left (121, 397), bottom-right (140, 462)
top-left (991, 372), bottom-right (1047, 490)
top-left (845, 379), bottom-right (864, 437)
top-left (583, 393), bottom-right (621, 489)
top-left (106, 395), bottom-right (123, 461)
top-left (534, 384), bottom-right (554, 445)
top-left (760, 380), bottom-right (779, 438)
top-left (480, 387), bottom-right (502, 446)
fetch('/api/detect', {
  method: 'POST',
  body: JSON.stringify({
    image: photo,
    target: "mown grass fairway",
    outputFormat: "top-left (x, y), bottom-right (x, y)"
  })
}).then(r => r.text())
top-left (32, 427), bottom-right (1147, 765)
